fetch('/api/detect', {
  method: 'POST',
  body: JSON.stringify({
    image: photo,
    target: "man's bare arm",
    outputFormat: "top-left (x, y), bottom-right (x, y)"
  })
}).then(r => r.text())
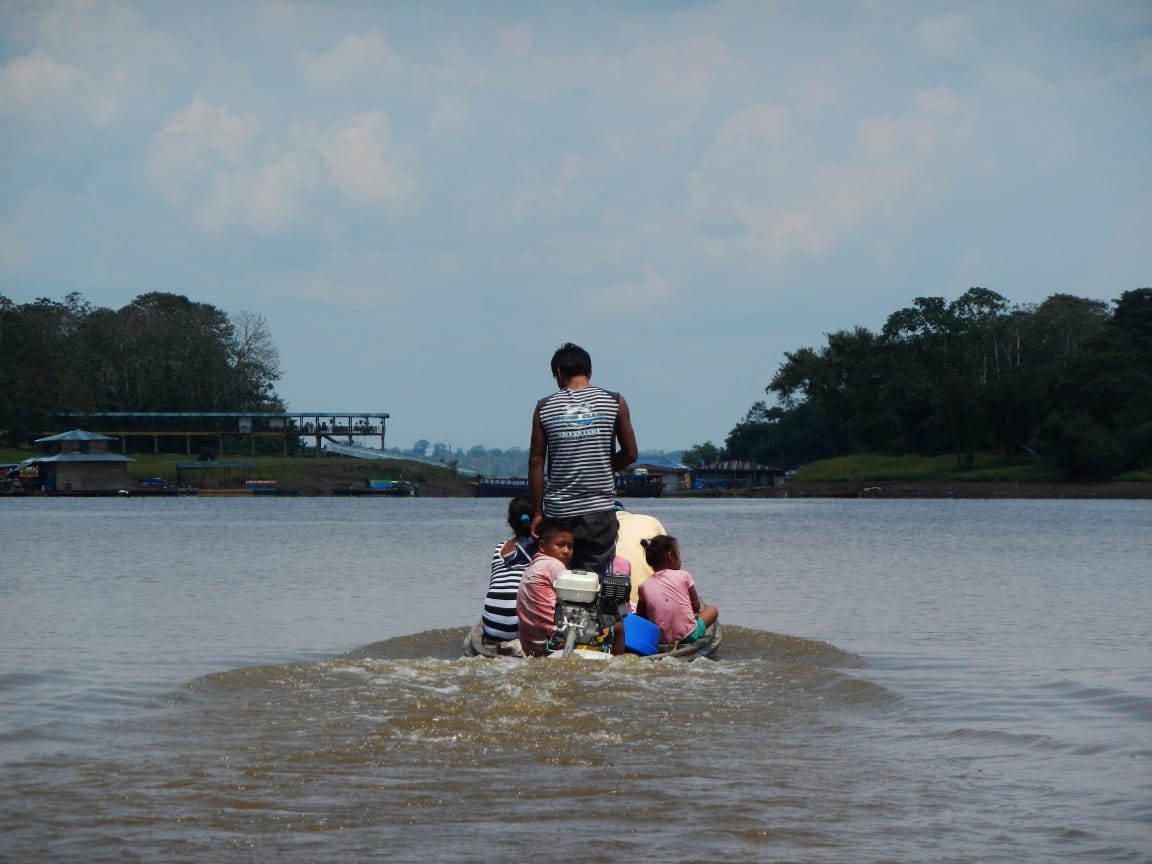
top-left (612, 395), bottom-right (638, 471)
top-left (528, 406), bottom-right (547, 533)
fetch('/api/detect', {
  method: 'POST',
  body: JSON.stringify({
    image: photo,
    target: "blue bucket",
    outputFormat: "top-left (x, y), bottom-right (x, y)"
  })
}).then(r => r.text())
top-left (623, 614), bottom-right (660, 656)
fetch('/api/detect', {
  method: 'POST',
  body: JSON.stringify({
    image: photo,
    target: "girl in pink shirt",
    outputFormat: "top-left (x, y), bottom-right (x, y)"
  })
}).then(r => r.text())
top-left (635, 535), bottom-right (719, 644)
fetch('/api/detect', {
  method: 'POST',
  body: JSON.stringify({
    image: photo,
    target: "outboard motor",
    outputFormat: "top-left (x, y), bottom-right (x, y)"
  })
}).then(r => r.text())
top-left (549, 569), bottom-right (632, 657)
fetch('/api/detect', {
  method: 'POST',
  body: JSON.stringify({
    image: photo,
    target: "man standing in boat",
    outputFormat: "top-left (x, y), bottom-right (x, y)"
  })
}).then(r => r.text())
top-left (529, 343), bottom-right (638, 576)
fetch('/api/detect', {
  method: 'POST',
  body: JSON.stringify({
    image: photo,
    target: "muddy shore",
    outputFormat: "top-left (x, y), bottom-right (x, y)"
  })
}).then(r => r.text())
top-left (711, 480), bottom-right (1152, 500)
top-left (209, 477), bottom-right (1152, 499)
top-left (14, 476), bottom-right (1148, 499)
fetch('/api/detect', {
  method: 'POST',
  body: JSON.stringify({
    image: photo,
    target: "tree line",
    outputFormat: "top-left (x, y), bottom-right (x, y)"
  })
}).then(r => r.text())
top-left (692, 287), bottom-right (1151, 481)
top-left (8, 287), bottom-right (1148, 481)
top-left (0, 292), bottom-right (283, 447)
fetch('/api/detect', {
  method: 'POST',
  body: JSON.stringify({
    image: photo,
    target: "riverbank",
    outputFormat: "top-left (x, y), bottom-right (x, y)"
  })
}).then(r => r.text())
top-left (5, 448), bottom-right (1149, 499)
top-left (721, 480), bottom-right (1152, 500)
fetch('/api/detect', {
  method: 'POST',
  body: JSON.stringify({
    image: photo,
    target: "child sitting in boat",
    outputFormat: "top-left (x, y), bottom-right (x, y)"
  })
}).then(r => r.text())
top-left (516, 518), bottom-right (576, 657)
top-left (517, 519), bottom-right (626, 657)
top-left (635, 534), bottom-right (719, 645)
top-left (481, 496), bottom-right (537, 645)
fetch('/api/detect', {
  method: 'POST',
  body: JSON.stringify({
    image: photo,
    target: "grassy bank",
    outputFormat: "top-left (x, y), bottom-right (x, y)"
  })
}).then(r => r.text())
top-left (777, 452), bottom-right (1151, 499)
top-left (793, 452), bottom-right (1064, 483)
top-left (792, 452), bottom-right (1151, 484)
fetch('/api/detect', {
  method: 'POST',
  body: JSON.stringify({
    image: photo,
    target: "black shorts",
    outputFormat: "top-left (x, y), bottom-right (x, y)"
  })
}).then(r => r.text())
top-left (553, 509), bottom-right (619, 575)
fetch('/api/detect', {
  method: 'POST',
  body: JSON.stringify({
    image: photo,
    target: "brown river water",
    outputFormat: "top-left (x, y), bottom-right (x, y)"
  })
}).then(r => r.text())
top-left (1, 497), bottom-right (1149, 863)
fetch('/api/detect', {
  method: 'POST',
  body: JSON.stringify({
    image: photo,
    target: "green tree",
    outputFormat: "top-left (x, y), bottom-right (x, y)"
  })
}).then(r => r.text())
top-left (724, 286), bottom-right (1148, 480)
top-left (0, 292), bottom-right (287, 445)
top-left (681, 441), bottom-right (721, 467)
top-left (769, 326), bottom-right (901, 456)
top-left (0, 293), bottom-right (95, 444)
top-left (1038, 288), bottom-right (1152, 478)
top-left (881, 288), bottom-right (1010, 468)
top-left (723, 401), bottom-right (836, 465)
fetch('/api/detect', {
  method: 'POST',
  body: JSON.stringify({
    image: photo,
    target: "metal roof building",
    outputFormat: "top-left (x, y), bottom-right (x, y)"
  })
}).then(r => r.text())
top-left (22, 429), bottom-right (134, 494)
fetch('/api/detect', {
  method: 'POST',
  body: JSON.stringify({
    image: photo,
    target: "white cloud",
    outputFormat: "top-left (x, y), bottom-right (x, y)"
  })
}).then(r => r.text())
top-left (146, 97), bottom-right (313, 233)
top-left (146, 96), bottom-right (261, 211)
top-left (916, 14), bottom-right (973, 58)
top-left (687, 85), bottom-right (976, 261)
top-left (193, 151), bottom-right (320, 235)
top-left (298, 31), bottom-right (403, 88)
top-left (426, 90), bottom-right (472, 137)
top-left (245, 153), bottom-right (320, 233)
top-left (714, 104), bottom-right (792, 150)
top-left (552, 152), bottom-right (600, 198)
top-left (595, 33), bottom-right (740, 160)
top-left (0, 52), bottom-right (86, 113)
top-left (495, 24), bottom-right (533, 56)
top-left (0, 1), bottom-right (178, 129)
top-left (0, 50), bottom-right (115, 125)
top-left (147, 98), bottom-right (411, 230)
top-left (587, 265), bottom-right (673, 311)
top-left (318, 111), bottom-right (413, 208)
top-left (164, 95), bottom-right (260, 163)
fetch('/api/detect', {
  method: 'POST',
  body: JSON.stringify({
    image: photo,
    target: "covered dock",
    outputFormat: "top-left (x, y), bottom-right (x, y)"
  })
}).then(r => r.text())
top-left (50, 412), bottom-right (390, 457)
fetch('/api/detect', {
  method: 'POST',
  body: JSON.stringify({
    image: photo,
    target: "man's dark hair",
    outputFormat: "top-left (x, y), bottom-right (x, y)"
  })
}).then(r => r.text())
top-left (550, 343), bottom-right (592, 378)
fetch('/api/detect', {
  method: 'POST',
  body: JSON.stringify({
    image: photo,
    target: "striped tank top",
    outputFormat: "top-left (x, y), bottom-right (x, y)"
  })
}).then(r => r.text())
top-left (537, 385), bottom-right (620, 518)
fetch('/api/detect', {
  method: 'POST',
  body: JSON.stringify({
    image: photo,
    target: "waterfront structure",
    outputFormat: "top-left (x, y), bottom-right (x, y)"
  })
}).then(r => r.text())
top-left (18, 430), bottom-right (134, 493)
top-left (50, 411), bottom-right (390, 457)
top-left (692, 460), bottom-right (785, 490)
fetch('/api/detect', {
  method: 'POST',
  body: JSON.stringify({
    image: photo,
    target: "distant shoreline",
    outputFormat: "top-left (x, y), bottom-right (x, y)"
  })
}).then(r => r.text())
top-left (693, 480), bottom-right (1152, 500)
top-left (9, 480), bottom-right (1150, 499)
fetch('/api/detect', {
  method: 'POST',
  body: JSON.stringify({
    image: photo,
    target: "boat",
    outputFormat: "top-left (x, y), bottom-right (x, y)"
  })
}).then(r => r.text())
top-left (472, 475), bottom-right (530, 497)
top-left (474, 471), bottom-right (664, 499)
top-left (463, 569), bottom-right (723, 660)
top-left (246, 480), bottom-right (299, 496)
top-left (614, 470), bottom-right (664, 498)
top-left (461, 618), bottom-right (722, 660)
top-left (332, 479), bottom-right (417, 497)
top-left (132, 478), bottom-right (198, 496)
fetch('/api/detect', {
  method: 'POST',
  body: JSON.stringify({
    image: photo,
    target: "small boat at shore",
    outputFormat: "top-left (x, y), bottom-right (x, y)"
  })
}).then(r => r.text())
top-left (461, 618), bottom-right (722, 661)
top-left (332, 479), bottom-right (417, 497)
top-left (472, 475), bottom-right (530, 497)
top-left (614, 470), bottom-right (664, 498)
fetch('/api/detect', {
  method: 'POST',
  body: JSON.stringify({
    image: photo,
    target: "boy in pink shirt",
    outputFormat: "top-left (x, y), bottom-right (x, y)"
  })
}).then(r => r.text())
top-left (516, 519), bottom-right (575, 657)
top-left (635, 535), bottom-right (719, 645)
top-left (517, 518), bottom-right (629, 657)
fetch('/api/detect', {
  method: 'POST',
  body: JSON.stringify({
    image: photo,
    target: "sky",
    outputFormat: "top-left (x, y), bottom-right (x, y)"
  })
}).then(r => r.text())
top-left (2, 1), bottom-right (1150, 453)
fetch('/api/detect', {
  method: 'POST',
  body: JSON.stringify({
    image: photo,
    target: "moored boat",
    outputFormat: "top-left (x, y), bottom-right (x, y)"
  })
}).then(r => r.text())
top-left (614, 469), bottom-right (664, 498)
top-left (332, 479), bottom-right (417, 496)
top-left (472, 475), bottom-right (530, 497)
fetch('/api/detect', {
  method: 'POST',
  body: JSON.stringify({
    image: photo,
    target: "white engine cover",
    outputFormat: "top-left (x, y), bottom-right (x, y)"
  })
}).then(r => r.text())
top-left (554, 569), bottom-right (599, 604)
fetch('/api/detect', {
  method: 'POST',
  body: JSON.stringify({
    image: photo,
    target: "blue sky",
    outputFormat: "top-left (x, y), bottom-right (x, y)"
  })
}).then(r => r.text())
top-left (2, 1), bottom-right (1149, 452)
